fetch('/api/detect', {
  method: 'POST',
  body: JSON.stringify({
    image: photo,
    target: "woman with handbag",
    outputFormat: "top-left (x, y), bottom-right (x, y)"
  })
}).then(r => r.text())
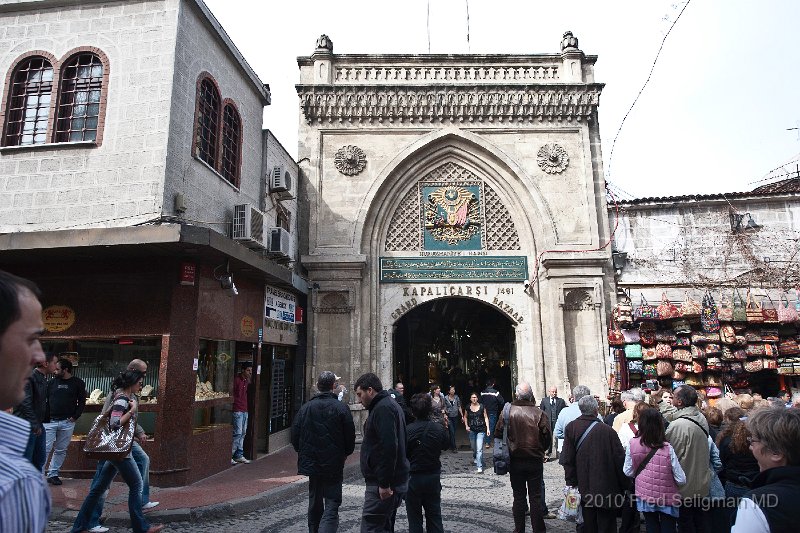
top-left (463, 392), bottom-right (490, 473)
top-left (71, 370), bottom-right (164, 533)
top-left (444, 386), bottom-right (463, 452)
top-left (623, 408), bottom-right (686, 533)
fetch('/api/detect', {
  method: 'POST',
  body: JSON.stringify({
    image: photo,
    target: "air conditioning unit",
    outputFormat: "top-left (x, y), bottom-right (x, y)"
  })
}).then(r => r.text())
top-left (268, 227), bottom-right (292, 259)
top-left (232, 204), bottom-right (266, 250)
top-left (269, 166), bottom-right (295, 200)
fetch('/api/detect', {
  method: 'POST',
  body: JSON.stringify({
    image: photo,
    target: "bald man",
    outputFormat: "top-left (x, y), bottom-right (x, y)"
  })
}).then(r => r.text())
top-left (539, 386), bottom-right (566, 460)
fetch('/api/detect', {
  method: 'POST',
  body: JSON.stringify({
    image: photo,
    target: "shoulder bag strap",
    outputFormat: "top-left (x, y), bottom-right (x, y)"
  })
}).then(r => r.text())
top-left (633, 446), bottom-right (660, 478)
top-left (678, 416), bottom-right (709, 438)
top-left (502, 402), bottom-right (511, 446)
top-left (576, 420), bottom-right (599, 452)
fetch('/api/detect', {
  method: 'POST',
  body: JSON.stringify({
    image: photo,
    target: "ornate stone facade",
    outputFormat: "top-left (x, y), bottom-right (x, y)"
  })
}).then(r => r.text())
top-left (299, 34), bottom-right (614, 400)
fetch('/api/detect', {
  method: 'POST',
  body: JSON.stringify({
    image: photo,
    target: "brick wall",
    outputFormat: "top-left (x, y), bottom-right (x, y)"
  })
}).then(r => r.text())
top-left (0, 0), bottom-right (179, 231)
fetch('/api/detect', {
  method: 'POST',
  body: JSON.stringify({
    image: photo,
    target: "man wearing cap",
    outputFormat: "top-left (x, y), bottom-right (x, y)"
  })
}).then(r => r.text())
top-left (292, 371), bottom-right (356, 533)
top-left (231, 362), bottom-right (252, 465)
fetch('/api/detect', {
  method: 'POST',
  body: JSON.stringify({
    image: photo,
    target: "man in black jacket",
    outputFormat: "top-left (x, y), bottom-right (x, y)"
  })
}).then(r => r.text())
top-left (292, 371), bottom-right (356, 533)
top-left (539, 385), bottom-right (566, 460)
top-left (13, 352), bottom-right (58, 471)
top-left (355, 372), bottom-right (410, 533)
top-left (405, 393), bottom-right (449, 533)
top-left (44, 357), bottom-right (86, 485)
top-left (480, 377), bottom-right (505, 449)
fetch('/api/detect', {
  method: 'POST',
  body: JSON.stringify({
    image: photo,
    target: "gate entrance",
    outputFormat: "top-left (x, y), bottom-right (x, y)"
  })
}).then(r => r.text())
top-left (393, 297), bottom-right (516, 401)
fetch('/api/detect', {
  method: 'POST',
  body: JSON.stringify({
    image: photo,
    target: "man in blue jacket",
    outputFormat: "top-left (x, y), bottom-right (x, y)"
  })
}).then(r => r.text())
top-left (355, 372), bottom-right (410, 533)
top-left (292, 371), bottom-right (356, 533)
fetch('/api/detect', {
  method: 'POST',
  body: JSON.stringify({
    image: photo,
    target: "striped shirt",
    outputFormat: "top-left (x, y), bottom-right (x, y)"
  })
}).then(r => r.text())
top-left (0, 411), bottom-right (50, 533)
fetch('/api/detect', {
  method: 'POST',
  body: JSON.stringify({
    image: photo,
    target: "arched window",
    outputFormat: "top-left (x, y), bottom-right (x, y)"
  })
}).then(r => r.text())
top-left (55, 53), bottom-right (104, 142)
top-left (3, 56), bottom-right (53, 146)
top-left (195, 78), bottom-right (220, 168)
top-left (221, 103), bottom-right (241, 186)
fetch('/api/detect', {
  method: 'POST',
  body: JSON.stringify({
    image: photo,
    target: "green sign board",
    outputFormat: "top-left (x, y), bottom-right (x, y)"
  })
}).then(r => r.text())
top-left (380, 256), bottom-right (528, 283)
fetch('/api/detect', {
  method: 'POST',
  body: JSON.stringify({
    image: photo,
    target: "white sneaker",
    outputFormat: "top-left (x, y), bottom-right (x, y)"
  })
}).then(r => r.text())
top-left (234, 456), bottom-right (250, 464)
top-left (88, 527), bottom-right (110, 533)
top-left (231, 459), bottom-right (238, 465)
top-left (476, 467), bottom-right (483, 473)
top-left (142, 501), bottom-right (160, 510)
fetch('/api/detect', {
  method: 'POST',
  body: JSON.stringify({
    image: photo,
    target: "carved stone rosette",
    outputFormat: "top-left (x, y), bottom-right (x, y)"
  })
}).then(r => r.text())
top-left (537, 143), bottom-right (569, 174)
top-left (334, 145), bottom-right (366, 176)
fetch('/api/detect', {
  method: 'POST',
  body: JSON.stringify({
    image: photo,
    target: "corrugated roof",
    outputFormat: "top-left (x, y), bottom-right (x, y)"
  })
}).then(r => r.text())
top-left (612, 179), bottom-right (800, 206)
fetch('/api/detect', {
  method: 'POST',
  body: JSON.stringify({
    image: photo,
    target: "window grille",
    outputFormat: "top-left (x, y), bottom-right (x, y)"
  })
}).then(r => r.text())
top-left (3, 57), bottom-right (53, 146)
top-left (55, 53), bottom-right (103, 142)
top-left (221, 104), bottom-right (241, 186)
top-left (196, 78), bottom-right (219, 168)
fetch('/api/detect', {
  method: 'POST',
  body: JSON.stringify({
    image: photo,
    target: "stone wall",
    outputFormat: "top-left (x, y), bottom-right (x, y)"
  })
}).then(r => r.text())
top-left (0, 0), bottom-right (179, 231)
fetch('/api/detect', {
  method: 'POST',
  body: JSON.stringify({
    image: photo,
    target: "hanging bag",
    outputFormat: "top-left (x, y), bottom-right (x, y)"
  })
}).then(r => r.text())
top-left (607, 317), bottom-right (625, 346)
top-left (718, 292), bottom-right (733, 322)
top-left (701, 290), bottom-right (720, 333)
top-left (746, 290), bottom-right (764, 323)
top-left (732, 289), bottom-right (747, 322)
top-left (680, 291), bottom-right (702, 318)
top-left (778, 292), bottom-right (798, 324)
top-left (657, 293), bottom-right (679, 320)
top-left (762, 294), bottom-right (779, 324)
top-left (634, 294), bottom-right (657, 321)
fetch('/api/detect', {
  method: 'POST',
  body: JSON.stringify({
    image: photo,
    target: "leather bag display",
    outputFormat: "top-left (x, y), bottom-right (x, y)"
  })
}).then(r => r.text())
top-left (83, 399), bottom-right (137, 461)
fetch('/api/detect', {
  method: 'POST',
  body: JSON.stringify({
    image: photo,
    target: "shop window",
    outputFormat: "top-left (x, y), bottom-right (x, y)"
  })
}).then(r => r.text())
top-left (196, 339), bottom-right (234, 401)
top-left (3, 56), bottom-right (53, 146)
top-left (269, 345), bottom-right (295, 434)
top-left (55, 53), bottom-right (104, 142)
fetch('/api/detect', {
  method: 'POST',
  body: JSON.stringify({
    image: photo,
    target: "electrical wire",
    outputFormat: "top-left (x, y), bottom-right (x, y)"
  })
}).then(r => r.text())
top-left (606, 0), bottom-right (693, 180)
top-left (465, 0), bottom-right (470, 53)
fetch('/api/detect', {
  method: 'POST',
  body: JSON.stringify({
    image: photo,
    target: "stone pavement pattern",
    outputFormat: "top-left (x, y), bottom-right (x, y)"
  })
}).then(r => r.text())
top-left (50, 452), bottom-right (578, 532)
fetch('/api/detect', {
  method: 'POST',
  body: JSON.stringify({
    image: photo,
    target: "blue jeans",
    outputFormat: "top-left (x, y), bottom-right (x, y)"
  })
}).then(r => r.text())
top-left (308, 475), bottom-right (342, 533)
top-left (468, 430), bottom-right (485, 469)
top-left (232, 411), bottom-right (248, 459)
top-left (87, 442), bottom-right (151, 528)
top-left (406, 472), bottom-right (443, 533)
top-left (44, 418), bottom-right (75, 477)
top-left (447, 416), bottom-right (459, 450)
top-left (24, 427), bottom-right (47, 472)
top-left (71, 455), bottom-right (150, 533)
top-left (488, 412), bottom-right (498, 437)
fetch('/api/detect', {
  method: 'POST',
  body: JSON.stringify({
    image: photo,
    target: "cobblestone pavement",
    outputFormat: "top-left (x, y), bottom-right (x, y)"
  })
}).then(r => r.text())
top-left (51, 450), bottom-right (579, 533)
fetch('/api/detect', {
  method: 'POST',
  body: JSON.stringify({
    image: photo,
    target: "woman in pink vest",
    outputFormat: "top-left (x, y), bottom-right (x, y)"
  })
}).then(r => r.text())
top-left (623, 408), bottom-right (686, 533)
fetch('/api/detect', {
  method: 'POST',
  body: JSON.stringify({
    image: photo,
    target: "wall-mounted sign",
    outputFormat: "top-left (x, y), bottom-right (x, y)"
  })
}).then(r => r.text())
top-left (265, 285), bottom-right (296, 323)
top-left (422, 184), bottom-right (483, 250)
top-left (42, 305), bottom-right (76, 333)
top-left (240, 315), bottom-right (255, 337)
top-left (180, 262), bottom-right (196, 286)
top-left (380, 256), bottom-right (528, 283)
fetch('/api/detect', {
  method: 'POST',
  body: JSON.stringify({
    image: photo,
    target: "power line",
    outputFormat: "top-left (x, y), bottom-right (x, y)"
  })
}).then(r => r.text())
top-left (606, 0), bottom-right (693, 180)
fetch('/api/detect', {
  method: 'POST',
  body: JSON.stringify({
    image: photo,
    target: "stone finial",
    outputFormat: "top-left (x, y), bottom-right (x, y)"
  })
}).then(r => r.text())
top-left (561, 31), bottom-right (579, 52)
top-left (315, 34), bottom-right (333, 53)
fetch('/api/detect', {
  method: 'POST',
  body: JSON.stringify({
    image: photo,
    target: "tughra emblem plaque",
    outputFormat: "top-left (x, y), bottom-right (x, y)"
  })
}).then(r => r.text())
top-left (422, 184), bottom-right (482, 249)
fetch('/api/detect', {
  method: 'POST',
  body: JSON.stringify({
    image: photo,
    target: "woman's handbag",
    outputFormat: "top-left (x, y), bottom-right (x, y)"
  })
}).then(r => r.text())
top-left (624, 344), bottom-right (643, 360)
top-left (639, 322), bottom-right (656, 346)
top-left (746, 291), bottom-right (764, 323)
top-left (719, 325), bottom-right (736, 345)
top-left (745, 359), bottom-right (764, 373)
top-left (680, 291), bottom-right (702, 318)
top-left (732, 289), bottom-right (747, 322)
top-left (691, 345), bottom-right (706, 360)
top-left (672, 349), bottom-right (692, 363)
top-left (672, 318), bottom-right (692, 335)
top-left (658, 293), bottom-right (679, 320)
top-left (622, 329), bottom-right (640, 344)
top-left (762, 295), bottom-right (779, 324)
top-left (778, 292), bottom-right (799, 324)
top-left (657, 360), bottom-right (674, 377)
top-left (701, 291), bottom-right (720, 333)
top-left (655, 343), bottom-right (672, 360)
top-left (83, 400), bottom-right (137, 461)
top-left (643, 347), bottom-right (658, 361)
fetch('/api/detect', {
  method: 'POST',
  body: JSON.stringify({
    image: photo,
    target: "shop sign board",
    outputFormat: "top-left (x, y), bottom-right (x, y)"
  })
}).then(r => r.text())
top-left (380, 256), bottom-right (528, 283)
top-left (42, 305), bottom-right (76, 332)
top-left (240, 315), bottom-right (255, 337)
top-left (264, 285), bottom-right (298, 346)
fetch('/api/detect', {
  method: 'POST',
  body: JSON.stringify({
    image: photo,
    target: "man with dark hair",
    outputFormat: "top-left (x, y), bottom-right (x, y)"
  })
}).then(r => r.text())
top-left (779, 389), bottom-right (791, 408)
top-left (732, 407), bottom-right (800, 532)
top-left (405, 393), bottom-right (449, 533)
top-left (232, 362), bottom-right (253, 464)
top-left (292, 371), bottom-right (356, 533)
top-left (14, 352), bottom-right (58, 471)
top-left (44, 356), bottom-right (87, 485)
top-left (664, 385), bottom-right (711, 532)
top-left (389, 381), bottom-right (414, 424)
top-left (496, 382), bottom-right (551, 533)
top-left (0, 270), bottom-right (50, 532)
top-left (354, 372), bottom-right (409, 532)
top-left (480, 377), bottom-right (505, 449)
